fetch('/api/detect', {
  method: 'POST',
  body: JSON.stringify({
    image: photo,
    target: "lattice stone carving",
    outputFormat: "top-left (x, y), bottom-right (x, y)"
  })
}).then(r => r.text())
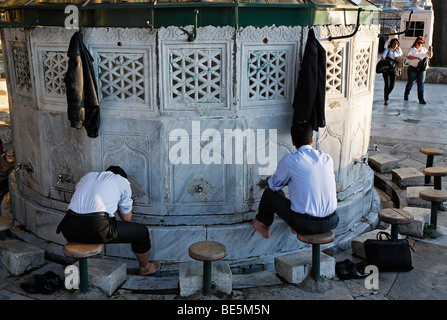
top-left (12, 46), bottom-right (32, 92)
top-left (42, 51), bottom-right (69, 97)
top-left (169, 48), bottom-right (223, 104)
top-left (326, 46), bottom-right (344, 95)
top-left (353, 46), bottom-right (371, 90)
top-left (97, 52), bottom-right (146, 103)
top-left (247, 50), bottom-right (287, 101)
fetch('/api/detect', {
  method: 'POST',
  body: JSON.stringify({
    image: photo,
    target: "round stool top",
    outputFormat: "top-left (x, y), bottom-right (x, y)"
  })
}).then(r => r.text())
top-left (419, 189), bottom-right (447, 202)
top-left (188, 241), bottom-right (227, 262)
top-left (420, 147), bottom-right (444, 156)
top-left (423, 166), bottom-right (447, 177)
top-left (63, 242), bottom-right (103, 259)
top-left (378, 208), bottom-right (414, 225)
top-left (0, 216), bottom-right (13, 232)
top-left (297, 231), bottom-right (335, 245)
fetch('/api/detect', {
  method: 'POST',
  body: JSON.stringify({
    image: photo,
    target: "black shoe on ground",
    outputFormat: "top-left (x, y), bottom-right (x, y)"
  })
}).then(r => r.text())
top-left (404, 96), bottom-right (408, 101)
top-left (419, 100), bottom-right (426, 104)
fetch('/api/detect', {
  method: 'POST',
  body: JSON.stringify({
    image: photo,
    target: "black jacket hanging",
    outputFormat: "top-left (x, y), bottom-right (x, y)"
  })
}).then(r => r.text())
top-left (64, 31), bottom-right (100, 138)
top-left (292, 29), bottom-right (327, 131)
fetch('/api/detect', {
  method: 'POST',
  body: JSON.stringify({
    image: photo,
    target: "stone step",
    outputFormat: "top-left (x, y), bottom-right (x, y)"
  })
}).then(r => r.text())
top-left (399, 207), bottom-right (431, 238)
top-left (179, 260), bottom-right (232, 297)
top-left (391, 167), bottom-right (425, 188)
top-left (73, 257), bottom-right (127, 296)
top-left (407, 186), bottom-right (434, 208)
top-left (274, 250), bottom-right (335, 284)
top-left (368, 153), bottom-right (399, 173)
top-left (351, 228), bottom-right (394, 260)
top-left (0, 239), bottom-right (45, 276)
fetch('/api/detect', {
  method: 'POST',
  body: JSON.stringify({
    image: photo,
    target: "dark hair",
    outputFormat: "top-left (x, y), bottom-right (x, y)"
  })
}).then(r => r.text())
top-left (106, 166), bottom-right (127, 179)
top-left (411, 36), bottom-right (425, 48)
top-left (290, 123), bottom-right (313, 149)
top-left (389, 38), bottom-right (399, 47)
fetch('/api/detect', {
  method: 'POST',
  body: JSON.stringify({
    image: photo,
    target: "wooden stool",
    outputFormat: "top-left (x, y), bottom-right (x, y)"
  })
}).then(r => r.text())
top-left (423, 167), bottom-right (447, 210)
top-left (63, 242), bottom-right (103, 292)
top-left (378, 208), bottom-right (414, 239)
top-left (420, 148), bottom-right (444, 184)
top-left (0, 216), bottom-right (14, 232)
top-left (419, 189), bottom-right (447, 229)
top-left (297, 231), bottom-right (335, 283)
top-left (188, 241), bottom-right (227, 296)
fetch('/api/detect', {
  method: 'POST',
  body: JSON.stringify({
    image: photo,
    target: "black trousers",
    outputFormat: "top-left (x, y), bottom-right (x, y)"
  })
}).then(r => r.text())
top-left (382, 71), bottom-right (396, 101)
top-left (256, 189), bottom-right (339, 235)
top-left (57, 210), bottom-right (151, 254)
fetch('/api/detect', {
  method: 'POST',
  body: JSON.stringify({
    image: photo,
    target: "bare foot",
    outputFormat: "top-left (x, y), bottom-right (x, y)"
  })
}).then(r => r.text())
top-left (138, 262), bottom-right (161, 276)
top-left (251, 219), bottom-right (270, 239)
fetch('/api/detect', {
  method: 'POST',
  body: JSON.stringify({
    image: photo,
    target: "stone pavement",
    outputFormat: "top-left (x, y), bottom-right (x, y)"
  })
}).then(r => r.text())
top-left (1, 74), bottom-right (447, 307)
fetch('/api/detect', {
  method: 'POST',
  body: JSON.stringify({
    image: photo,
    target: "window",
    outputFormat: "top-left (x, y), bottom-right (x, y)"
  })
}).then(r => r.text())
top-left (404, 21), bottom-right (425, 37)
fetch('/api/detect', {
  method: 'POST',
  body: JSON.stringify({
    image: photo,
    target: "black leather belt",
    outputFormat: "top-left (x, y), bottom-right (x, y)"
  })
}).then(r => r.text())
top-left (297, 211), bottom-right (337, 221)
top-left (67, 209), bottom-right (108, 218)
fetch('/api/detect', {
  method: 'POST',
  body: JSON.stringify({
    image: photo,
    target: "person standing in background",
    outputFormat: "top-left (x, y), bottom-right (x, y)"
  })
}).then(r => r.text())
top-left (404, 36), bottom-right (433, 104)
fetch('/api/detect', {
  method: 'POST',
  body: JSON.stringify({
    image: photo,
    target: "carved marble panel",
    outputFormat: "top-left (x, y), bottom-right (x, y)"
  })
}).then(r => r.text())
top-left (237, 26), bottom-right (300, 114)
top-left (159, 26), bottom-right (233, 116)
top-left (101, 133), bottom-right (152, 208)
top-left (322, 40), bottom-right (349, 100)
top-left (29, 28), bottom-right (75, 111)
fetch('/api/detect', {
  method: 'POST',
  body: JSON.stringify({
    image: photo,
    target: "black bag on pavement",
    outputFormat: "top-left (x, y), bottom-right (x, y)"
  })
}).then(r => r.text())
top-left (364, 231), bottom-right (414, 272)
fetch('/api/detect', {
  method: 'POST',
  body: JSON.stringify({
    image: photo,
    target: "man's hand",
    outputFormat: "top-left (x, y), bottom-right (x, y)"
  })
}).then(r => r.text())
top-left (118, 210), bottom-right (132, 222)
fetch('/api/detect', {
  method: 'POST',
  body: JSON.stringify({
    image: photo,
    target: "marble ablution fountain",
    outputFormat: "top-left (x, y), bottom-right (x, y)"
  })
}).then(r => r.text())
top-left (0, 0), bottom-right (382, 272)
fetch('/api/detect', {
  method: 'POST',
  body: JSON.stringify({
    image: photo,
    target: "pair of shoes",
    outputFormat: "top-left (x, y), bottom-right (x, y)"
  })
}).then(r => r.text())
top-left (335, 259), bottom-right (371, 280)
top-left (20, 271), bottom-right (62, 295)
top-left (404, 96), bottom-right (408, 101)
top-left (419, 100), bottom-right (426, 104)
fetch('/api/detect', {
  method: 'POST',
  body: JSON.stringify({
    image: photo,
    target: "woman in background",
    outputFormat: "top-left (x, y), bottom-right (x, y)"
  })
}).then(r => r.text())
top-left (381, 38), bottom-right (403, 105)
top-left (404, 36), bottom-right (433, 104)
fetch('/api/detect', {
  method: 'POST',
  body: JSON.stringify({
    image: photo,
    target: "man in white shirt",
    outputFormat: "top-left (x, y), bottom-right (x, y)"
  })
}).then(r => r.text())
top-left (252, 123), bottom-right (339, 238)
top-left (57, 166), bottom-right (160, 276)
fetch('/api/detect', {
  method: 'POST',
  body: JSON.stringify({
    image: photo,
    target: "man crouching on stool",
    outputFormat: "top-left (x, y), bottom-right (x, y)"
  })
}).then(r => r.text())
top-left (57, 166), bottom-right (160, 276)
top-left (252, 123), bottom-right (339, 238)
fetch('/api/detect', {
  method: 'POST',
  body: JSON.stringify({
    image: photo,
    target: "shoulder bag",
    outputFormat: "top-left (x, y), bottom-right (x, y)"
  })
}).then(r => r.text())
top-left (417, 57), bottom-right (429, 72)
top-left (364, 231), bottom-right (414, 272)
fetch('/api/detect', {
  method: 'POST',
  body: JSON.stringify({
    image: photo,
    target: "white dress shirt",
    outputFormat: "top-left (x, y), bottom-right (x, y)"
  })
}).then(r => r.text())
top-left (268, 145), bottom-right (337, 217)
top-left (68, 171), bottom-right (133, 217)
top-left (407, 46), bottom-right (428, 68)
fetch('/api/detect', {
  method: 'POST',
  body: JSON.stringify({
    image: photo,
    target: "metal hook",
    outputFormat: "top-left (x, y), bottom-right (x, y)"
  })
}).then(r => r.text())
top-left (188, 9), bottom-right (199, 42)
top-left (328, 8), bottom-right (363, 41)
top-left (378, 10), bottom-right (413, 37)
top-left (180, 9), bottom-right (199, 42)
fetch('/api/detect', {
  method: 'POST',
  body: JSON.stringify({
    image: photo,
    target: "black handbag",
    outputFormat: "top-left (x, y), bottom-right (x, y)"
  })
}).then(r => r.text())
top-left (364, 231), bottom-right (414, 272)
top-left (417, 57), bottom-right (429, 72)
top-left (376, 59), bottom-right (395, 74)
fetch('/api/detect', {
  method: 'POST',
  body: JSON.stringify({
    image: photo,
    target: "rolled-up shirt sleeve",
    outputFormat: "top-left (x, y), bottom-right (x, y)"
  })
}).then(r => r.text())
top-left (268, 157), bottom-right (290, 191)
top-left (118, 180), bottom-right (133, 214)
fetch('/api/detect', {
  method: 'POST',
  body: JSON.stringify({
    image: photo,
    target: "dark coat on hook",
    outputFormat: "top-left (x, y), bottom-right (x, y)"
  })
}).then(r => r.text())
top-left (292, 29), bottom-right (327, 131)
top-left (64, 31), bottom-right (100, 138)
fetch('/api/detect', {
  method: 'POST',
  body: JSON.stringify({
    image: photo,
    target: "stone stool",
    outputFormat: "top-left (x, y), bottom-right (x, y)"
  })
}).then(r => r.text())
top-left (419, 148), bottom-right (444, 185)
top-left (188, 241), bottom-right (226, 296)
top-left (419, 189), bottom-right (447, 229)
top-left (378, 208), bottom-right (414, 239)
top-left (0, 216), bottom-right (13, 232)
top-left (63, 242), bottom-right (103, 292)
top-left (297, 231), bottom-right (335, 283)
